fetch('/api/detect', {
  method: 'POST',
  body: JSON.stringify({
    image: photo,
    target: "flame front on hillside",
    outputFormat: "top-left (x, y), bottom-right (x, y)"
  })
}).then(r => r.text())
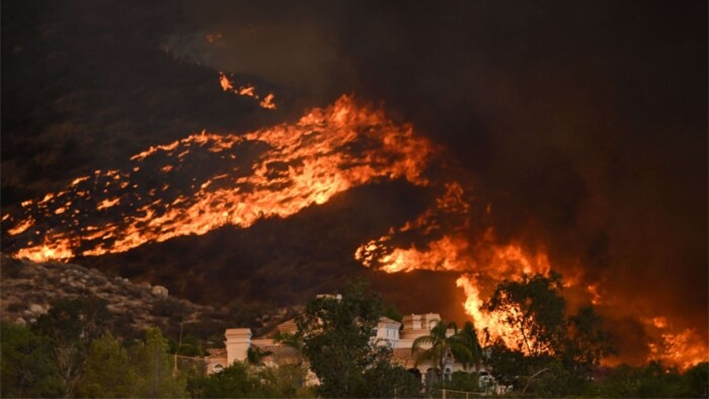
top-left (3, 95), bottom-right (432, 262)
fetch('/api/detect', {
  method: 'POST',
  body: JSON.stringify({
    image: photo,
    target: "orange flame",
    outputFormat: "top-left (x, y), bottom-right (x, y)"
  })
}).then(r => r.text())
top-left (219, 71), bottom-right (234, 91)
top-left (354, 180), bottom-right (552, 352)
top-left (218, 71), bottom-right (277, 110)
top-left (353, 178), bottom-right (707, 368)
top-left (639, 316), bottom-right (709, 370)
top-left (456, 275), bottom-right (524, 350)
top-left (259, 93), bottom-right (276, 110)
top-left (5, 95), bottom-right (433, 262)
top-left (654, 329), bottom-right (708, 370)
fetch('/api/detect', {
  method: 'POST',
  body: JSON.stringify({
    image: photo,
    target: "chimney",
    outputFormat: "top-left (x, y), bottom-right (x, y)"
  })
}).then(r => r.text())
top-left (225, 328), bottom-right (252, 365)
top-left (402, 314), bottom-right (422, 330)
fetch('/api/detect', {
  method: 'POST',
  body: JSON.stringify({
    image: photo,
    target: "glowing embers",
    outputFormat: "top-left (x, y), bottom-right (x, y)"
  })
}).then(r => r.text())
top-left (3, 95), bottom-right (434, 262)
top-left (219, 71), bottom-right (277, 109)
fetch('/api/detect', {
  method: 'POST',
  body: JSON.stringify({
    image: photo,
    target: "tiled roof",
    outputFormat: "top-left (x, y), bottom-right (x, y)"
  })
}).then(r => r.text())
top-left (276, 319), bottom-right (297, 333)
top-left (379, 316), bottom-right (402, 325)
top-left (206, 348), bottom-right (227, 358)
top-left (392, 347), bottom-right (425, 363)
top-left (253, 344), bottom-right (301, 358)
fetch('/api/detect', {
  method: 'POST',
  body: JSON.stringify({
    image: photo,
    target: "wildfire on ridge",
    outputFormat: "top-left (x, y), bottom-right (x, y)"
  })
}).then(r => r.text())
top-left (219, 71), bottom-right (277, 109)
top-left (353, 180), bottom-right (708, 368)
top-left (3, 95), bottom-right (434, 262)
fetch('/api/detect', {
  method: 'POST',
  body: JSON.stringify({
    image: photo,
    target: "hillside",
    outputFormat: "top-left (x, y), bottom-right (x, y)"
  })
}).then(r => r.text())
top-left (0, 254), bottom-right (297, 342)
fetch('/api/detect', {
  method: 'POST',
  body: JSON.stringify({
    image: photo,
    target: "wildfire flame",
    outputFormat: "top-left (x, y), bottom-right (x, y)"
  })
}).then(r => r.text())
top-left (353, 175), bottom-right (707, 368)
top-left (3, 95), bottom-right (433, 262)
top-left (219, 71), bottom-right (277, 109)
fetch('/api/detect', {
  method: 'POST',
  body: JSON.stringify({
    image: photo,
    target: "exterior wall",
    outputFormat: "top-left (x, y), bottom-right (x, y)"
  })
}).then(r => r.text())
top-left (225, 328), bottom-right (252, 365)
top-left (375, 318), bottom-right (401, 347)
top-left (205, 356), bottom-right (228, 374)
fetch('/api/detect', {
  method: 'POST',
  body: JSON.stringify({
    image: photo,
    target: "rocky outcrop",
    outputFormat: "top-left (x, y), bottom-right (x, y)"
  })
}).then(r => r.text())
top-left (0, 254), bottom-right (226, 337)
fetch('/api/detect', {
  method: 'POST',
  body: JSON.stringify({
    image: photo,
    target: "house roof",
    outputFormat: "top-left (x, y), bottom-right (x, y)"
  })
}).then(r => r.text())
top-left (206, 348), bottom-right (227, 358)
top-left (379, 316), bottom-right (402, 326)
top-left (392, 347), bottom-right (425, 363)
top-left (276, 319), bottom-right (297, 333)
top-left (253, 344), bottom-right (301, 358)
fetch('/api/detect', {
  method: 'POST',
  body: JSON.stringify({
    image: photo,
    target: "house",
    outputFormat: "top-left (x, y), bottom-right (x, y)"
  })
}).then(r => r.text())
top-left (205, 311), bottom-right (477, 385)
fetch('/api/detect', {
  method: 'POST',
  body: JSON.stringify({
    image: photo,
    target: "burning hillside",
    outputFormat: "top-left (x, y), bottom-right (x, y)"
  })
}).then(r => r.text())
top-left (2, 0), bottom-right (706, 374)
top-left (4, 92), bottom-right (707, 369)
top-left (2, 96), bottom-right (433, 261)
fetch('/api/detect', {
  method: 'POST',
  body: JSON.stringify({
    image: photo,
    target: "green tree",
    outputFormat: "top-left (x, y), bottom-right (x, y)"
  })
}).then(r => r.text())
top-left (0, 321), bottom-right (63, 398)
top-left (198, 362), bottom-right (255, 398)
top-left (485, 272), bottom-right (566, 357)
top-left (483, 272), bottom-right (615, 396)
top-left (190, 361), bottom-right (312, 398)
top-left (77, 332), bottom-right (135, 398)
top-left (255, 364), bottom-right (317, 398)
top-left (246, 347), bottom-right (272, 367)
top-left (483, 340), bottom-right (525, 389)
top-left (564, 306), bottom-right (615, 372)
top-left (584, 361), bottom-right (689, 398)
top-left (361, 359), bottom-right (422, 398)
top-left (681, 361), bottom-right (708, 398)
top-left (131, 327), bottom-right (187, 398)
top-left (456, 321), bottom-right (483, 370)
top-left (447, 371), bottom-right (480, 392)
top-left (296, 279), bottom-right (419, 398)
top-left (33, 296), bottom-right (110, 398)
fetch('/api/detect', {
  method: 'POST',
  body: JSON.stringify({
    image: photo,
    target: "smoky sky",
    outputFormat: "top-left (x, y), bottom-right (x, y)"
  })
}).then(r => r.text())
top-left (2, 0), bottom-right (707, 359)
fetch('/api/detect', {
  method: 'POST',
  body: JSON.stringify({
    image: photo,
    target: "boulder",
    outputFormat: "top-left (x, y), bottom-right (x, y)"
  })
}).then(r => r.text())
top-left (29, 303), bottom-right (46, 314)
top-left (151, 285), bottom-right (168, 297)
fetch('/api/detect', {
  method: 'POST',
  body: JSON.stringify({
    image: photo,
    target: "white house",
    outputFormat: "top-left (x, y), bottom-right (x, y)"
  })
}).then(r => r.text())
top-left (205, 310), bottom-right (478, 386)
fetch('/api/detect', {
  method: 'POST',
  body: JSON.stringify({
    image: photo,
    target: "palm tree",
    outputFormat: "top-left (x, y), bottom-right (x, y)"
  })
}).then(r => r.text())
top-left (412, 320), bottom-right (473, 376)
top-left (456, 321), bottom-right (483, 371)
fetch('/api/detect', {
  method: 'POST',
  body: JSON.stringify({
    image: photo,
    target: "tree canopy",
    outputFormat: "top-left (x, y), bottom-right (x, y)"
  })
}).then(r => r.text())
top-left (483, 271), bottom-right (616, 396)
top-left (296, 279), bottom-right (421, 398)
